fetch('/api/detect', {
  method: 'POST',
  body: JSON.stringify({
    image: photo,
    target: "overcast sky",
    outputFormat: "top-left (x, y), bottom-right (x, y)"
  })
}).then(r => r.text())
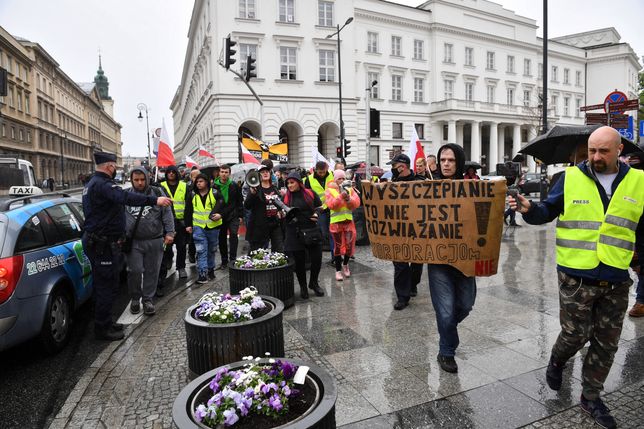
top-left (1, 0), bottom-right (641, 157)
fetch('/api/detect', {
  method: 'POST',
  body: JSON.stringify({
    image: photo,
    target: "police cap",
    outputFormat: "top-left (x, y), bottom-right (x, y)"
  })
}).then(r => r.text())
top-left (387, 153), bottom-right (411, 165)
top-left (94, 151), bottom-right (117, 165)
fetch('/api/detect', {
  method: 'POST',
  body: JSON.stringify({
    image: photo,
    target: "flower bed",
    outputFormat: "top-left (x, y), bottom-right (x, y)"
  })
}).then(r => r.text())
top-left (234, 249), bottom-right (288, 270)
top-left (173, 357), bottom-right (337, 429)
top-left (185, 291), bottom-right (285, 378)
top-left (230, 251), bottom-right (295, 309)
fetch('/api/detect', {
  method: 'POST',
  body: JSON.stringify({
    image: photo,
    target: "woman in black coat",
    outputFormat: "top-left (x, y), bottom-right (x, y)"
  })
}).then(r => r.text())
top-left (283, 172), bottom-right (325, 299)
top-left (243, 165), bottom-right (284, 252)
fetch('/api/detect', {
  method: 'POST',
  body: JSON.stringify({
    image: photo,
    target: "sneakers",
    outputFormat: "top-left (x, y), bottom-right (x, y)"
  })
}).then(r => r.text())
top-left (196, 273), bottom-right (208, 284)
top-left (393, 301), bottom-right (408, 310)
top-left (309, 282), bottom-right (325, 297)
top-left (208, 269), bottom-right (216, 280)
top-left (95, 326), bottom-right (125, 341)
top-left (342, 264), bottom-right (351, 278)
top-left (335, 271), bottom-right (344, 281)
top-left (628, 302), bottom-right (644, 317)
top-left (437, 354), bottom-right (458, 373)
top-left (143, 301), bottom-right (156, 316)
top-left (580, 395), bottom-right (616, 429)
top-left (546, 355), bottom-right (565, 391)
top-left (130, 299), bottom-right (141, 314)
top-left (178, 268), bottom-right (188, 279)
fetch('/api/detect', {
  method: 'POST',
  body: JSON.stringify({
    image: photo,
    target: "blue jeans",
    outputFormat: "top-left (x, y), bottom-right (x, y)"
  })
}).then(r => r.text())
top-left (428, 264), bottom-right (477, 357)
top-left (193, 226), bottom-right (219, 275)
top-left (318, 210), bottom-right (334, 258)
top-left (636, 272), bottom-right (644, 304)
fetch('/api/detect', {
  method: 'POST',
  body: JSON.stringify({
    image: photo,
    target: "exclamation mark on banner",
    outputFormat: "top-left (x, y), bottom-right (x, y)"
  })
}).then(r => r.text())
top-left (474, 201), bottom-right (492, 247)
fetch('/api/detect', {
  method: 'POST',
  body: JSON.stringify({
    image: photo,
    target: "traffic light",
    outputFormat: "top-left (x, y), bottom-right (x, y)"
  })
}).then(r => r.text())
top-left (336, 146), bottom-right (342, 158)
top-left (245, 55), bottom-right (256, 82)
top-left (224, 36), bottom-right (237, 70)
top-left (343, 139), bottom-right (352, 158)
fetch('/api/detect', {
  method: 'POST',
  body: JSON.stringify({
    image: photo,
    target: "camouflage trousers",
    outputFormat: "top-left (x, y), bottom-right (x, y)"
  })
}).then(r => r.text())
top-left (552, 271), bottom-right (632, 400)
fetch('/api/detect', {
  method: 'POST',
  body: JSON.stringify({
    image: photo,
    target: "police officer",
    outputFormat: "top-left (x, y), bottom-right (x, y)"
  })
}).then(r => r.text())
top-left (82, 152), bottom-right (172, 341)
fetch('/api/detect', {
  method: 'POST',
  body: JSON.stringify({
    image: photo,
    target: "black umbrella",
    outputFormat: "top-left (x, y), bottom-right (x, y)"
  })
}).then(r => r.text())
top-left (464, 161), bottom-right (482, 170)
top-left (519, 124), bottom-right (642, 165)
top-left (274, 163), bottom-right (296, 172)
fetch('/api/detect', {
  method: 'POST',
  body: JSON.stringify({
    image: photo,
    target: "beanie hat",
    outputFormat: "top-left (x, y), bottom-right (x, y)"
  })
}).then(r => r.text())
top-left (333, 169), bottom-right (346, 180)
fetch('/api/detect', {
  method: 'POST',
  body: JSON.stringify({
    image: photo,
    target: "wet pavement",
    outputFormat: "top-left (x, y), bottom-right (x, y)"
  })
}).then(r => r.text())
top-left (47, 221), bottom-right (644, 428)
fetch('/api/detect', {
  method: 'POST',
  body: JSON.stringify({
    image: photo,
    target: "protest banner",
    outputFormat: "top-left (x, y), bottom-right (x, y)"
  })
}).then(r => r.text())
top-left (361, 179), bottom-right (507, 277)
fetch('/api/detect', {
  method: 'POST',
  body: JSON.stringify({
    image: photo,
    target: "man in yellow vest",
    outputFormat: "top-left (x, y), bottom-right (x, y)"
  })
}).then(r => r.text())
top-left (158, 166), bottom-right (192, 293)
top-left (186, 173), bottom-right (224, 284)
top-left (510, 126), bottom-right (644, 429)
top-left (305, 161), bottom-right (334, 261)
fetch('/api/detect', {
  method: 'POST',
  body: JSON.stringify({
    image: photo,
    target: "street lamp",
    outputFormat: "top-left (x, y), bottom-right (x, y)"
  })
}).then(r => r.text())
top-left (365, 80), bottom-right (378, 180)
top-left (326, 17), bottom-right (353, 161)
top-left (137, 103), bottom-right (152, 168)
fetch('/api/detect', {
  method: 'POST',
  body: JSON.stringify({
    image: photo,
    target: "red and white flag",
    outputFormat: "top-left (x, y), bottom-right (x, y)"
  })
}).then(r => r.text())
top-left (240, 142), bottom-right (260, 164)
top-left (408, 126), bottom-right (426, 172)
top-left (157, 119), bottom-right (176, 167)
top-left (185, 155), bottom-right (199, 169)
top-left (199, 145), bottom-right (215, 159)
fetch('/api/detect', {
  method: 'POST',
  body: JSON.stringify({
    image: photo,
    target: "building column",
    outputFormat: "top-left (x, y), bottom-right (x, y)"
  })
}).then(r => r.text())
top-left (470, 121), bottom-right (481, 163)
top-left (456, 122), bottom-right (464, 147)
top-left (489, 122), bottom-right (498, 172)
top-left (512, 124), bottom-right (521, 158)
top-left (431, 122), bottom-right (443, 154)
top-left (497, 125), bottom-right (505, 163)
top-left (527, 126), bottom-right (538, 172)
top-left (448, 120), bottom-right (456, 144)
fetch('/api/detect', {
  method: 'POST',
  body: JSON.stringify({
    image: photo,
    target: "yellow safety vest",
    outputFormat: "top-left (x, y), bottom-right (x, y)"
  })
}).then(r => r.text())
top-left (161, 181), bottom-right (187, 220)
top-left (192, 190), bottom-right (223, 229)
top-left (307, 172), bottom-right (334, 208)
top-left (329, 188), bottom-right (353, 223)
top-left (556, 167), bottom-right (644, 270)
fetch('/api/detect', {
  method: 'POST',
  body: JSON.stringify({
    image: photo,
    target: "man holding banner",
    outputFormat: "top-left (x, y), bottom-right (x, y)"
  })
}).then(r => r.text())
top-left (386, 154), bottom-right (423, 310)
top-left (510, 126), bottom-right (644, 429)
top-left (428, 144), bottom-right (477, 374)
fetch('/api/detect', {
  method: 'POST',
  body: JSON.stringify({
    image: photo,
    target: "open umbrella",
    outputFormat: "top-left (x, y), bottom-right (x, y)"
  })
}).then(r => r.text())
top-left (464, 161), bottom-right (482, 170)
top-left (353, 166), bottom-right (384, 176)
top-left (274, 163), bottom-right (296, 172)
top-left (519, 124), bottom-right (642, 165)
top-left (230, 162), bottom-right (260, 182)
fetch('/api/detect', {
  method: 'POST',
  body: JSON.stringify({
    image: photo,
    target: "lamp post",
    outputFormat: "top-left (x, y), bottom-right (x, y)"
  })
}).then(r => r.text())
top-left (326, 17), bottom-right (353, 161)
top-left (137, 103), bottom-right (152, 168)
top-left (365, 80), bottom-right (378, 180)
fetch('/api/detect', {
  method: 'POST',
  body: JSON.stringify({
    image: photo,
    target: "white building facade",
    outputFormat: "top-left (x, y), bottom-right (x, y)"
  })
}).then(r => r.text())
top-left (171, 0), bottom-right (640, 173)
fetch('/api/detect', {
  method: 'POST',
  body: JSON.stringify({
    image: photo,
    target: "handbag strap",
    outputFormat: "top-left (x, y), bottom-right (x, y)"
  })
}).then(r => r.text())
top-left (130, 207), bottom-right (145, 239)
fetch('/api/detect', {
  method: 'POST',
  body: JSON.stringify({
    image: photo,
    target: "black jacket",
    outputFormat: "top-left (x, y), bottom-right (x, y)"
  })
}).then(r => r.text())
top-left (284, 191), bottom-right (322, 252)
top-left (244, 184), bottom-right (282, 242)
top-left (213, 180), bottom-right (243, 222)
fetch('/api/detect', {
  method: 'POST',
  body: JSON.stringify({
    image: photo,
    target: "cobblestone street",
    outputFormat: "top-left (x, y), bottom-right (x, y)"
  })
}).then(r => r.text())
top-left (49, 222), bottom-right (644, 428)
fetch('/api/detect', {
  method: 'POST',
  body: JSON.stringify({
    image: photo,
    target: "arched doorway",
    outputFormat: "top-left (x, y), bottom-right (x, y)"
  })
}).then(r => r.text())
top-left (317, 122), bottom-right (339, 162)
top-left (279, 121), bottom-right (304, 166)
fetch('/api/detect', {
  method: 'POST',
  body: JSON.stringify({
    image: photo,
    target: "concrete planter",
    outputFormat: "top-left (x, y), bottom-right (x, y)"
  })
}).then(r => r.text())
top-left (172, 358), bottom-right (337, 429)
top-left (184, 295), bottom-right (285, 378)
top-left (229, 262), bottom-right (295, 308)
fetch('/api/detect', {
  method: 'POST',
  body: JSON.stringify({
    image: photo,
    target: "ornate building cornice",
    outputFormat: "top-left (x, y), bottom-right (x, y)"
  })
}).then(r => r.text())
top-left (355, 9), bottom-right (431, 32)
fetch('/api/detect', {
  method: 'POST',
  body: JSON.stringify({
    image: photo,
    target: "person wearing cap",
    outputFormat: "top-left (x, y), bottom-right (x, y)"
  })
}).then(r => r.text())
top-left (159, 165), bottom-right (192, 289)
top-left (244, 162), bottom-right (284, 252)
top-left (305, 161), bottom-right (335, 260)
top-left (283, 171), bottom-right (325, 298)
top-left (386, 153), bottom-right (423, 310)
top-left (82, 152), bottom-right (172, 341)
top-left (185, 173), bottom-right (224, 284)
top-left (209, 163), bottom-right (221, 186)
top-left (325, 170), bottom-right (361, 281)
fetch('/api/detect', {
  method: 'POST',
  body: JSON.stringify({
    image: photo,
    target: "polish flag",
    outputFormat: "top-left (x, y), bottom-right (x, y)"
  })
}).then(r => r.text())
top-left (240, 142), bottom-right (260, 164)
top-left (157, 119), bottom-right (176, 167)
top-left (199, 145), bottom-right (215, 159)
top-left (185, 155), bottom-right (199, 169)
top-left (408, 127), bottom-right (426, 172)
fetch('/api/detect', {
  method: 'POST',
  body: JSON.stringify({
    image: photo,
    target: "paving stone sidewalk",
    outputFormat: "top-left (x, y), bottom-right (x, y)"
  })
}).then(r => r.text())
top-left (48, 223), bottom-right (644, 428)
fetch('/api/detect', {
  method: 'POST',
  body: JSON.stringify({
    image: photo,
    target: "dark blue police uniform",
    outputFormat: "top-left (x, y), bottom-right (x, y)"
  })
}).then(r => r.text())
top-left (82, 152), bottom-right (159, 339)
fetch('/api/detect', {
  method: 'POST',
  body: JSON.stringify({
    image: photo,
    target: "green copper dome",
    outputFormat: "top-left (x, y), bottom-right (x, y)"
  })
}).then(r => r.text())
top-left (94, 54), bottom-right (111, 100)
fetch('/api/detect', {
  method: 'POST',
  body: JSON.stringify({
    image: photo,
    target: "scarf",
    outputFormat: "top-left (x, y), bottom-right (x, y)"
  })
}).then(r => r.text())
top-left (214, 177), bottom-right (231, 203)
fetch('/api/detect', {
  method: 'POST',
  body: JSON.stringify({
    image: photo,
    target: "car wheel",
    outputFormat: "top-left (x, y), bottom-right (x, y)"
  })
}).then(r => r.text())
top-left (39, 286), bottom-right (72, 354)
